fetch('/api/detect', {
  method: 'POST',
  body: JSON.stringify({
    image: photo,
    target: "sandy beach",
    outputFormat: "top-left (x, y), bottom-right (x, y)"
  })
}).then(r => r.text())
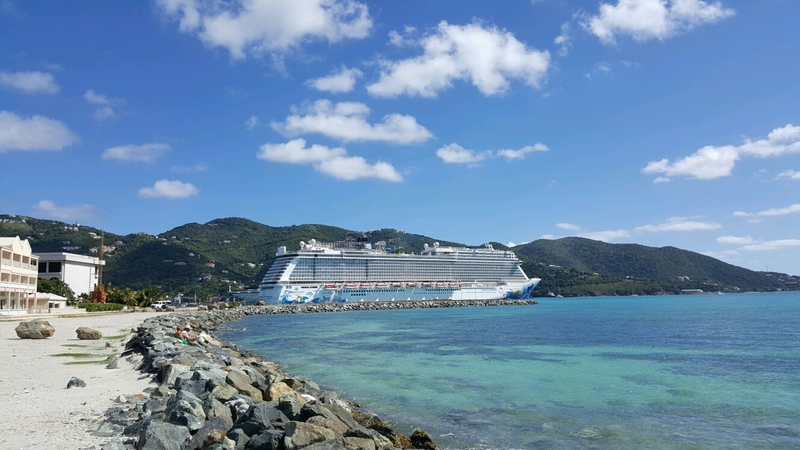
top-left (0, 311), bottom-right (160, 450)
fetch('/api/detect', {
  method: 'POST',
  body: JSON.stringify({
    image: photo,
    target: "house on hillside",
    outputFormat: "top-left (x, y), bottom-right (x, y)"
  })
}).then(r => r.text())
top-left (34, 252), bottom-right (104, 297)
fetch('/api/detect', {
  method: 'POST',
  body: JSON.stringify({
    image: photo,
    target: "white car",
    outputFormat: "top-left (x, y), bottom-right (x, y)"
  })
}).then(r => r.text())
top-left (151, 301), bottom-right (171, 310)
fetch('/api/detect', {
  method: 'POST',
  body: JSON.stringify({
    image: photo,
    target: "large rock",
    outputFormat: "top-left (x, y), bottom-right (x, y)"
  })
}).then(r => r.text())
top-left (76, 326), bottom-right (103, 340)
top-left (185, 416), bottom-right (232, 450)
top-left (283, 421), bottom-right (338, 450)
top-left (233, 403), bottom-right (289, 437)
top-left (164, 391), bottom-right (206, 431)
top-left (227, 368), bottom-right (263, 401)
top-left (136, 419), bottom-right (191, 450)
top-left (410, 430), bottom-right (439, 450)
top-left (245, 430), bottom-right (283, 450)
top-left (66, 377), bottom-right (86, 389)
top-left (265, 381), bottom-right (293, 401)
top-left (15, 320), bottom-right (55, 339)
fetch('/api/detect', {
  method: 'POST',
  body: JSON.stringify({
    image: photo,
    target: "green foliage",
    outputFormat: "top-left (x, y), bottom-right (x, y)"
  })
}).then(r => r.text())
top-left (5, 214), bottom-right (799, 298)
top-left (77, 302), bottom-right (124, 312)
top-left (37, 278), bottom-right (76, 303)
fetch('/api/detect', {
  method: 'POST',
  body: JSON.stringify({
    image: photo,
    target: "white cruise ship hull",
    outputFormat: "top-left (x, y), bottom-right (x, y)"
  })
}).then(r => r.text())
top-left (259, 279), bottom-right (541, 304)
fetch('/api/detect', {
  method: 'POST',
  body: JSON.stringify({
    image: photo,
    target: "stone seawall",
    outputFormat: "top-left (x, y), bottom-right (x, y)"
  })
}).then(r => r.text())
top-left (95, 300), bottom-right (536, 449)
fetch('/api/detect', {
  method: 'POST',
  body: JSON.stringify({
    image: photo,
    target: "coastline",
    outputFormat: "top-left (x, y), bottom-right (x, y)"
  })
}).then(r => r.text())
top-left (0, 311), bottom-right (161, 450)
top-left (0, 300), bottom-right (535, 449)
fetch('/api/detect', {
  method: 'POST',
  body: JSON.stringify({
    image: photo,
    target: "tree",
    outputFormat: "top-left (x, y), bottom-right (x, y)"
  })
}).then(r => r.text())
top-left (138, 287), bottom-right (165, 307)
top-left (37, 278), bottom-right (76, 304)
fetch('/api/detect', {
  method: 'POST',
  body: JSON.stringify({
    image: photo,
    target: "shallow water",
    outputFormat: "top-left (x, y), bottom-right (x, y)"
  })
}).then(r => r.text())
top-left (216, 292), bottom-right (800, 449)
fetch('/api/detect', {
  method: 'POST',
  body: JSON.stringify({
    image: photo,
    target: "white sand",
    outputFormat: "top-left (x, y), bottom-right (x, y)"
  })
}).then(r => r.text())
top-left (0, 311), bottom-right (162, 450)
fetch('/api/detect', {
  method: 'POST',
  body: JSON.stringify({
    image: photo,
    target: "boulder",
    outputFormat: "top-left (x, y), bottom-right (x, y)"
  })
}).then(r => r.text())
top-left (342, 437), bottom-right (375, 450)
top-left (411, 430), bottom-right (439, 450)
top-left (185, 416), bottom-right (232, 450)
top-left (227, 368), bottom-right (263, 401)
top-left (244, 430), bottom-right (283, 450)
top-left (283, 421), bottom-right (338, 450)
top-left (76, 327), bottom-right (103, 340)
top-left (233, 403), bottom-right (289, 437)
top-left (164, 391), bottom-right (207, 431)
top-left (197, 305), bottom-right (208, 311)
top-left (255, 300), bottom-right (266, 306)
top-left (136, 419), bottom-right (191, 450)
top-left (15, 320), bottom-right (55, 339)
top-left (265, 381), bottom-right (293, 401)
top-left (66, 377), bottom-right (86, 389)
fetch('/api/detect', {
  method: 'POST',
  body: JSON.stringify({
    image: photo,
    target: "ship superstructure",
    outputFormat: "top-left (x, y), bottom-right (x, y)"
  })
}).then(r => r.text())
top-left (258, 239), bottom-right (540, 304)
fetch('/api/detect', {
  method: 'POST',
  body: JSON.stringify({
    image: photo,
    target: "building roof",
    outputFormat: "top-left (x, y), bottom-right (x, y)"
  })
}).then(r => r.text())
top-left (0, 236), bottom-right (33, 256)
top-left (34, 252), bottom-right (105, 266)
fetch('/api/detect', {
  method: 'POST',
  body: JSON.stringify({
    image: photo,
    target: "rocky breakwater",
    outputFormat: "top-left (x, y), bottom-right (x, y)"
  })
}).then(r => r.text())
top-left (100, 310), bottom-right (452, 449)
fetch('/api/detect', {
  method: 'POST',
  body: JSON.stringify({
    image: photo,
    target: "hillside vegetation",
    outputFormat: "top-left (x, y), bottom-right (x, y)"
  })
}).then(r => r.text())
top-left (2, 214), bottom-right (797, 299)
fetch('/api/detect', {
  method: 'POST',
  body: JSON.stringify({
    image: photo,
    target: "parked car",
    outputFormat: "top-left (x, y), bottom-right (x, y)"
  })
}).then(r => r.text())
top-left (151, 301), bottom-right (171, 310)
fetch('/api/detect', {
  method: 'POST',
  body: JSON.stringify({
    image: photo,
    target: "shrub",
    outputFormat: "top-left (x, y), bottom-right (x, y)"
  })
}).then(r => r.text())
top-left (78, 302), bottom-right (124, 312)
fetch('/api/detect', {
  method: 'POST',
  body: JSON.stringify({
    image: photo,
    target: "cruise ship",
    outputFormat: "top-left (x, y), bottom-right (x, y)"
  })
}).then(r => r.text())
top-left (257, 239), bottom-right (541, 304)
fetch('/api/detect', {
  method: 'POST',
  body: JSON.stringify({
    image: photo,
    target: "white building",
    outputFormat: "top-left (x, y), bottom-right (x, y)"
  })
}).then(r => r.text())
top-left (35, 252), bottom-right (105, 297)
top-left (0, 236), bottom-right (41, 313)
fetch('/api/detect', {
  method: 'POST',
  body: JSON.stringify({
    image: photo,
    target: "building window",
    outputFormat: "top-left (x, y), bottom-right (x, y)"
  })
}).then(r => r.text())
top-left (48, 262), bottom-right (62, 273)
top-left (38, 263), bottom-right (47, 273)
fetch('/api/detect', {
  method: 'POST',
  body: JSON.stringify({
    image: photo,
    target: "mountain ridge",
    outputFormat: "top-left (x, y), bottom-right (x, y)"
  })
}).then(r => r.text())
top-left (2, 214), bottom-right (797, 299)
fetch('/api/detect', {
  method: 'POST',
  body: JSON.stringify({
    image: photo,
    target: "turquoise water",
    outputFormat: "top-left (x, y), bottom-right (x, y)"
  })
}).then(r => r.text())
top-left (216, 293), bottom-right (800, 449)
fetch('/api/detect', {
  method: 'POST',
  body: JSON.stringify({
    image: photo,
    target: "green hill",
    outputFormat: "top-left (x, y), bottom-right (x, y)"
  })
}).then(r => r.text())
top-left (513, 237), bottom-right (799, 295)
top-left (2, 214), bottom-right (797, 299)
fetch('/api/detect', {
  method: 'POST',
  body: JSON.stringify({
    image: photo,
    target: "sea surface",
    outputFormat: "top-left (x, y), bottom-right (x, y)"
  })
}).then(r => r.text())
top-left (216, 292), bottom-right (800, 449)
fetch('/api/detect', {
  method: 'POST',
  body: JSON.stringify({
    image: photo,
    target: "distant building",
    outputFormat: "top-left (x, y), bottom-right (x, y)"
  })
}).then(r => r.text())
top-left (0, 237), bottom-right (40, 313)
top-left (34, 252), bottom-right (105, 297)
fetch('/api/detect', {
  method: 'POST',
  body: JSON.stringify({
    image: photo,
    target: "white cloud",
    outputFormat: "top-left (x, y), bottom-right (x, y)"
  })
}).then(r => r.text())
top-left (156, 0), bottom-right (372, 60)
top-left (584, 0), bottom-right (735, 45)
top-left (540, 234), bottom-right (556, 240)
top-left (585, 61), bottom-right (611, 80)
top-left (654, 176), bottom-right (670, 183)
top-left (436, 142), bottom-right (549, 164)
top-left (84, 90), bottom-right (124, 121)
top-left (556, 222), bottom-right (582, 231)
top-left (102, 143), bottom-right (170, 163)
top-left (367, 21), bottom-right (550, 98)
top-left (245, 116), bottom-right (259, 130)
top-left (777, 170), bottom-right (800, 180)
top-left (93, 107), bottom-right (115, 121)
top-left (257, 138), bottom-right (402, 182)
top-left (496, 143), bottom-right (549, 160)
top-left (436, 143), bottom-right (490, 164)
top-left (272, 100), bottom-right (432, 144)
top-left (741, 239), bottom-right (800, 251)
top-left (0, 111), bottom-right (78, 152)
top-left (578, 229), bottom-right (631, 242)
top-left (634, 217), bottom-right (722, 232)
top-left (388, 26), bottom-right (417, 47)
top-left (171, 164), bottom-right (208, 173)
top-left (507, 241), bottom-right (528, 247)
top-left (735, 203), bottom-right (800, 218)
top-left (32, 200), bottom-right (97, 222)
top-left (757, 203), bottom-right (800, 217)
top-left (642, 124), bottom-right (800, 180)
top-left (84, 90), bottom-right (114, 105)
top-left (717, 235), bottom-right (756, 245)
top-left (138, 179), bottom-right (199, 199)
top-left (554, 22), bottom-right (571, 56)
top-left (0, 71), bottom-right (59, 94)
top-left (307, 66), bottom-right (362, 93)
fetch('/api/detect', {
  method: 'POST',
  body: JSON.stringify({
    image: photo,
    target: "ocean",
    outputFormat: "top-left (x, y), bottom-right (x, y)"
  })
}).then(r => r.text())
top-left (215, 292), bottom-right (800, 449)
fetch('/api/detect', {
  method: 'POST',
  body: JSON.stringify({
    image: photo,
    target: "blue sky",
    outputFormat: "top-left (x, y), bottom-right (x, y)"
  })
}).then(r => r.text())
top-left (1, 0), bottom-right (799, 275)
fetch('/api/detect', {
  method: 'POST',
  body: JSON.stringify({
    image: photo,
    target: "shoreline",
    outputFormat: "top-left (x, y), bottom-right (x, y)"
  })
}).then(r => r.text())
top-left (0, 300), bottom-right (535, 449)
